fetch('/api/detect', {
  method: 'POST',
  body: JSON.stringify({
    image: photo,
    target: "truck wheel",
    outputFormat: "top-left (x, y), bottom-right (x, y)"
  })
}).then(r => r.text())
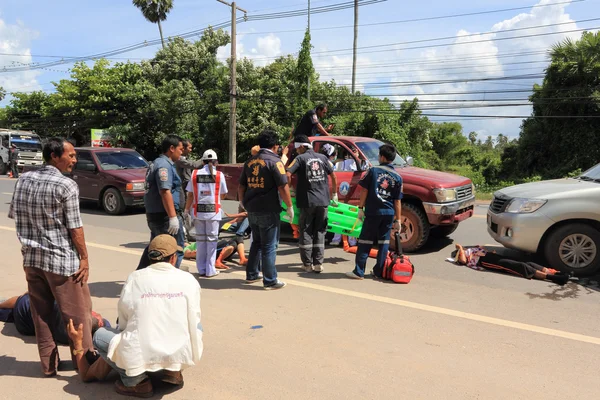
top-left (102, 188), bottom-right (126, 215)
top-left (544, 223), bottom-right (600, 276)
top-left (430, 223), bottom-right (459, 238)
top-left (0, 161), bottom-right (6, 175)
top-left (400, 203), bottom-right (430, 253)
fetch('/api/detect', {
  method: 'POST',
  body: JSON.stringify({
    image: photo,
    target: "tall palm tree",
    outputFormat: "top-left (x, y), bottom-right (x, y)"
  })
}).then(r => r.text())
top-left (132, 0), bottom-right (174, 49)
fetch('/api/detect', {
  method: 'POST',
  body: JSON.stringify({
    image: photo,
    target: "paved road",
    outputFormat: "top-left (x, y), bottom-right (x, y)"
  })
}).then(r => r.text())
top-left (0, 176), bottom-right (598, 400)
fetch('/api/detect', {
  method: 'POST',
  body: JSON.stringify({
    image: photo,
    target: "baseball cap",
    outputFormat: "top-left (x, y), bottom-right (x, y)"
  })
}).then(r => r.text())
top-left (148, 234), bottom-right (183, 261)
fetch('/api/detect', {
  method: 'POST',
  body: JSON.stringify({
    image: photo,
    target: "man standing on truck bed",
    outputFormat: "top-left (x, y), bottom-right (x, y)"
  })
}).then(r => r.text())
top-left (137, 135), bottom-right (185, 270)
top-left (238, 130), bottom-right (294, 290)
top-left (293, 104), bottom-right (333, 138)
top-left (287, 135), bottom-right (338, 273)
top-left (347, 144), bottom-right (403, 280)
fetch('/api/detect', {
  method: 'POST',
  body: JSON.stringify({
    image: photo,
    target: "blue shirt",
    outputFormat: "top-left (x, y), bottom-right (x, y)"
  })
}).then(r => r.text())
top-left (144, 155), bottom-right (182, 213)
top-left (359, 164), bottom-right (403, 216)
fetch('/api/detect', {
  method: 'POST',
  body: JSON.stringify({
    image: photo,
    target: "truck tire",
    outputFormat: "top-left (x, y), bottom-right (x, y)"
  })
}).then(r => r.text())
top-left (543, 223), bottom-right (600, 276)
top-left (430, 223), bottom-right (459, 238)
top-left (0, 161), bottom-right (7, 175)
top-left (400, 203), bottom-right (430, 253)
top-left (102, 188), bottom-right (126, 215)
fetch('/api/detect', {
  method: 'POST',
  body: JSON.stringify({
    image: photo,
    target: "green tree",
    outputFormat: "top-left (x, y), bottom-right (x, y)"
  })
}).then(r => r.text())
top-left (132, 0), bottom-right (174, 49)
top-left (518, 31), bottom-right (600, 178)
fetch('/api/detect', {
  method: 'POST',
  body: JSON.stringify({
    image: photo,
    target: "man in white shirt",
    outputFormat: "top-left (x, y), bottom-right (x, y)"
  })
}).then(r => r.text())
top-left (71, 235), bottom-right (203, 398)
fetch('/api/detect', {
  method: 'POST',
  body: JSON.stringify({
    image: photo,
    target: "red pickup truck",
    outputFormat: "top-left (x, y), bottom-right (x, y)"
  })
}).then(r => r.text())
top-left (220, 136), bottom-right (475, 252)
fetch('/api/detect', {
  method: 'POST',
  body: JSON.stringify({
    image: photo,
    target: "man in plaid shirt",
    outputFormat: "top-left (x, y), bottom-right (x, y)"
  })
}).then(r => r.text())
top-left (8, 137), bottom-right (93, 377)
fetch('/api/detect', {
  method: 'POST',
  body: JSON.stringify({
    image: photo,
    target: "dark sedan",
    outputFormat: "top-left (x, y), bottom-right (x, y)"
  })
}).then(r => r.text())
top-left (72, 147), bottom-right (148, 215)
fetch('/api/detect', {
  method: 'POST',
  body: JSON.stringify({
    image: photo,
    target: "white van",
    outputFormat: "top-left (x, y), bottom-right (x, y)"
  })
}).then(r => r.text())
top-left (0, 129), bottom-right (44, 174)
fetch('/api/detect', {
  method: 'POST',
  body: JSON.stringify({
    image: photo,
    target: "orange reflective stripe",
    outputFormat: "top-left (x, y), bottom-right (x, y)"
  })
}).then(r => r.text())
top-left (214, 171), bottom-right (221, 213)
top-left (191, 169), bottom-right (199, 218)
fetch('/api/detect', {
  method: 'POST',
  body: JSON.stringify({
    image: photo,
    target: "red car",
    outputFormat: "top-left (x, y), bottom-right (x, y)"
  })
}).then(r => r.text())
top-left (220, 136), bottom-right (475, 252)
top-left (71, 147), bottom-right (148, 215)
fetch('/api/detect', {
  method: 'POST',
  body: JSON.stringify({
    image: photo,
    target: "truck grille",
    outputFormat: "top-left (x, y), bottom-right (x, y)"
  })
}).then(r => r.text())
top-left (456, 184), bottom-right (473, 201)
top-left (490, 195), bottom-right (511, 214)
top-left (19, 152), bottom-right (37, 160)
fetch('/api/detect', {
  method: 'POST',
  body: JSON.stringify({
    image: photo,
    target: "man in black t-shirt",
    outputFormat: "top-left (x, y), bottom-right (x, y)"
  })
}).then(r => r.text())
top-left (293, 104), bottom-right (333, 138)
top-left (239, 130), bottom-right (294, 290)
top-left (287, 135), bottom-right (338, 273)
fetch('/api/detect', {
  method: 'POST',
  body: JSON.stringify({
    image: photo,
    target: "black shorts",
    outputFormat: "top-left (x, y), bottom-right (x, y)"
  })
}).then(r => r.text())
top-left (479, 253), bottom-right (544, 279)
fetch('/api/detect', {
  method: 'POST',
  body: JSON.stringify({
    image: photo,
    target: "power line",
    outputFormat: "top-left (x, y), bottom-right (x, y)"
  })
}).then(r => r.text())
top-left (238, 0), bottom-right (586, 35)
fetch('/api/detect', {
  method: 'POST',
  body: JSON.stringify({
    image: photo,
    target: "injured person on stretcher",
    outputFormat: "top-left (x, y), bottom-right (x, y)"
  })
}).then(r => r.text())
top-left (453, 244), bottom-right (571, 285)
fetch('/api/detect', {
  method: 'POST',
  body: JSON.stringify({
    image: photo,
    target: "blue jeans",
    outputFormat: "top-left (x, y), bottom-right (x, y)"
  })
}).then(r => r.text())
top-left (137, 212), bottom-right (185, 270)
top-left (247, 212), bottom-right (280, 287)
top-left (354, 215), bottom-right (394, 278)
top-left (93, 327), bottom-right (147, 387)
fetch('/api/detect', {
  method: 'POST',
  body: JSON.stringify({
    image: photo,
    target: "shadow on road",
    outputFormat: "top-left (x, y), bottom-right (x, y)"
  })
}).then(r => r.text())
top-left (88, 281), bottom-right (125, 298)
top-left (120, 242), bottom-right (148, 250)
top-left (60, 372), bottom-right (182, 400)
top-left (0, 355), bottom-right (43, 378)
top-left (414, 236), bottom-right (454, 255)
top-left (196, 275), bottom-right (265, 291)
top-left (1, 323), bottom-right (37, 345)
top-left (79, 201), bottom-right (145, 217)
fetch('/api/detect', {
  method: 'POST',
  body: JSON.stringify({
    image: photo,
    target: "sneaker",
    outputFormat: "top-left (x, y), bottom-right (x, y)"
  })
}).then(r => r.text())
top-left (264, 280), bottom-right (287, 290)
top-left (302, 264), bottom-right (313, 272)
top-left (329, 240), bottom-right (341, 246)
top-left (313, 264), bottom-right (324, 273)
top-left (205, 271), bottom-right (220, 278)
top-left (245, 274), bottom-right (263, 283)
top-left (346, 271), bottom-right (364, 280)
top-left (115, 378), bottom-right (154, 398)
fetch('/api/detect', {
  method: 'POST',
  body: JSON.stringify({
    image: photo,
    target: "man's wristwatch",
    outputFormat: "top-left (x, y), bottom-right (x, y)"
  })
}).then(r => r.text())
top-left (73, 348), bottom-right (84, 356)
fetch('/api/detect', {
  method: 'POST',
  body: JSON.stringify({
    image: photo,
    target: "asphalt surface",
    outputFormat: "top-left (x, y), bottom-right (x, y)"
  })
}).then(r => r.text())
top-left (0, 176), bottom-right (598, 400)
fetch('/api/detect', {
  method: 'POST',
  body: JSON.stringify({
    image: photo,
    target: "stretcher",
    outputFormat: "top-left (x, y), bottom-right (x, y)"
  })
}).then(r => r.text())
top-left (280, 198), bottom-right (363, 238)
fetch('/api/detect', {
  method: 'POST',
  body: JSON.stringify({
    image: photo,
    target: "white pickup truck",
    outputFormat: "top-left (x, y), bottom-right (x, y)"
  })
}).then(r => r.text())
top-left (488, 163), bottom-right (600, 276)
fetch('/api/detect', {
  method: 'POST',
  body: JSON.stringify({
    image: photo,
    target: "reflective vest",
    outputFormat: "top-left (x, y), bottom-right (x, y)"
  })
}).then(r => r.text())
top-left (191, 165), bottom-right (222, 219)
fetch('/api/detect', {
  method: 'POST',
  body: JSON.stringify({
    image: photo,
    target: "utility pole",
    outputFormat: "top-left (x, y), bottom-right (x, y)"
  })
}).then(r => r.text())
top-left (351, 0), bottom-right (358, 94)
top-left (307, 0), bottom-right (311, 101)
top-left (217, 0), bottom-right (247, 164)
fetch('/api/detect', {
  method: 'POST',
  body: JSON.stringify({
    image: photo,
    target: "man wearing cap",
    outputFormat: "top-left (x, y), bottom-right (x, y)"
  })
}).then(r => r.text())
top-left (137, 135), bottom-right (185, 270)
top-left (238, 130), bottom-right (293, 290)
top-left (74, 234), bottom-right (203, 397)
top-left (287, 135), bottom-right (338, 273)
top-left (184, 149), bottom-right (228, 278)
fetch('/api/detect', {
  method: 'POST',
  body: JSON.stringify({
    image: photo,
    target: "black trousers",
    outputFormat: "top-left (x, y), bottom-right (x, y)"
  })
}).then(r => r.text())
top-left (479, 253), bottom-right (545, 279)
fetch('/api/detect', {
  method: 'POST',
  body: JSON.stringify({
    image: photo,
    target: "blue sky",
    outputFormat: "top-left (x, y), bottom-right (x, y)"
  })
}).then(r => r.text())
top-left (1, 0), bottom-right (598, 138)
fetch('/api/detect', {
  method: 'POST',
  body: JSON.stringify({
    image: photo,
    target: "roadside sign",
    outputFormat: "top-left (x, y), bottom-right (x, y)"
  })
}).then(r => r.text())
top-left (91, 129), bottom-right (112, 147)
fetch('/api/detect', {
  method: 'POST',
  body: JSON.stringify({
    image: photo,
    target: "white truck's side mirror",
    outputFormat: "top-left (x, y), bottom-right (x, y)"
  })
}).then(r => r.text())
top-left (406, 156), bottom-right (414, 166)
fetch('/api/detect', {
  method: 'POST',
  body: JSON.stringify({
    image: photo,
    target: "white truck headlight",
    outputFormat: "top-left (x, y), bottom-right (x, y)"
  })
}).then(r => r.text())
top-left (433, 188), bottom-right (457, 203)
top-left (506, 198), bottom-right (547, 213)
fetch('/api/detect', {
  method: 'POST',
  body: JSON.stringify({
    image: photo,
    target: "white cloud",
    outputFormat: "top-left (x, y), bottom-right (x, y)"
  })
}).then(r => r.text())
top-left (0, 15), bottom-right (41, 98)
top-left (217, 33), bottom-right (282, 67)
top-left (377, 0), bottom-right (582, 138)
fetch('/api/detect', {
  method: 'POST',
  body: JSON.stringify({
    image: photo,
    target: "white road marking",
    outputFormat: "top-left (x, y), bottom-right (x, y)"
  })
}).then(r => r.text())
top-left (1, 224), bottom-right (598, 346)
top-left (2, 192), bottom-right (13, 196)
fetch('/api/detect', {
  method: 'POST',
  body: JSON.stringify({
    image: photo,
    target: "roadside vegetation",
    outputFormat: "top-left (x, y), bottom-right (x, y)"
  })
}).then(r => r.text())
top-left (0, 30), bottom-right (597, 198)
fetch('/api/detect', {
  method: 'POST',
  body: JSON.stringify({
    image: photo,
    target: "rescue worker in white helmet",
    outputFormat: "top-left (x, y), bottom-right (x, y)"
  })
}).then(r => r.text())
top-left (184, 149), bottom-right (228, 278)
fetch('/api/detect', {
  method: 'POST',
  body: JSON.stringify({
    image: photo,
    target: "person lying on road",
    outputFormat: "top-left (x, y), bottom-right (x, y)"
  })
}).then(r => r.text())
top-left (453, 244), bottom-right (571, 285)
top-left (0, 293), bottom-right (109, 345)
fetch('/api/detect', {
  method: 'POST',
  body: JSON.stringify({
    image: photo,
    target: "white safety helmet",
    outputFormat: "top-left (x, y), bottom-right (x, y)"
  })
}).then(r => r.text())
top-left (201, 149), bottom-right (218, 161)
